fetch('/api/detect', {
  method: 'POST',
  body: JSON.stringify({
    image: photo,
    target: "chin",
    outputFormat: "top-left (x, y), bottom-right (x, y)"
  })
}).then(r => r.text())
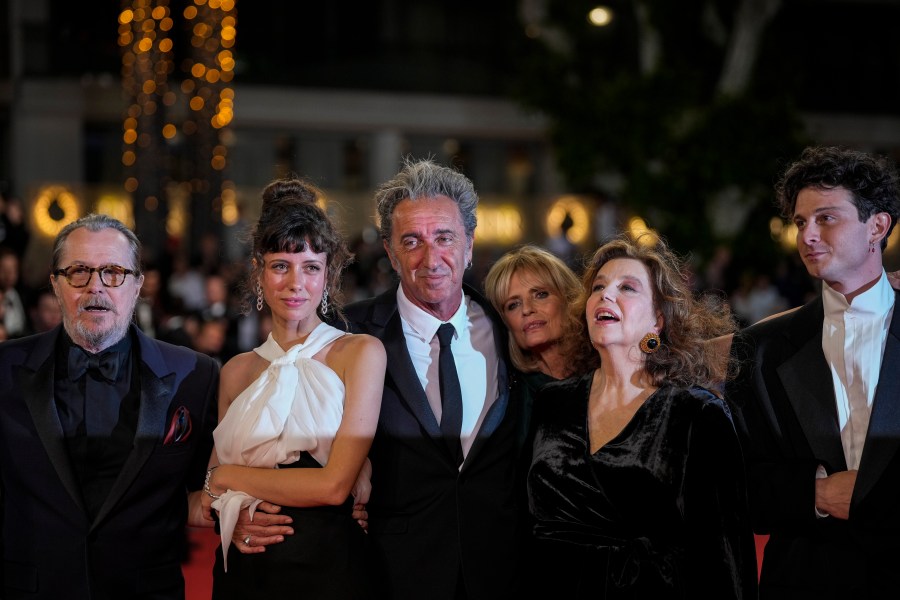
top-left (70, 319), bottom-right (130, 351)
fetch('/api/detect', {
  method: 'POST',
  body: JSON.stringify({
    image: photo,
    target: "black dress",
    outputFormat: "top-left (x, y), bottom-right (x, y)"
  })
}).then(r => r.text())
top-left (211, 453), bottom-right (370, 599)
top-left (526, 373), bottom-right (757, 599)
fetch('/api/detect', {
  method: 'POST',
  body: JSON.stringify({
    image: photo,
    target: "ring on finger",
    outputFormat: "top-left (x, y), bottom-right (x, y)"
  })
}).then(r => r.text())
top-left (243, 535), bottom-right (252, 546)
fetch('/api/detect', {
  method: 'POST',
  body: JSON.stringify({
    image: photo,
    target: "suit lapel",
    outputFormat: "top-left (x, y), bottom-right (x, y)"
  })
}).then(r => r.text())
top-left (382, 308), bottom-right (443, 439)
top-left (854, 293), bottom-right (900, 504)
top-left (366, 287), bottom-right (514, 466)
top-left (777, 302), bottom-right (847, 472)
top-left (20, 328), bottom-right (87, 514)
top-left (92, 330), bottom-right (175, 530)
top-left (462, 287), bottom-right (511, 469)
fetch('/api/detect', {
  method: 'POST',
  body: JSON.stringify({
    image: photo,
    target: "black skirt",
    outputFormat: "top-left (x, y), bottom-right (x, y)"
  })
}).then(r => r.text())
top-left (211, 453), bottom-right (371, 599)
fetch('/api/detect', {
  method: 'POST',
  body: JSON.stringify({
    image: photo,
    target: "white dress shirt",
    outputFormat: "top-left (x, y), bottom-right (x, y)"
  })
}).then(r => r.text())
top-left (396, 285), bottom-right (500, 464)
top-left (822, 270), bottom-right (895, 471)
top-left (3, 287), bottom-right (26, 337)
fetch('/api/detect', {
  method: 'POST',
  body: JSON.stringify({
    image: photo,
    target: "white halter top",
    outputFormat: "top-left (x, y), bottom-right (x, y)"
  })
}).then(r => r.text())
top-left (211, 322), bottom-right (348, 569)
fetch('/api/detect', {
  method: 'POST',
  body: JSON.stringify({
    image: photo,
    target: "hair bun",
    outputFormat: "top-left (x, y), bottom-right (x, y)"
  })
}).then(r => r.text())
top-left (261, 178), bottom-right (319, 212)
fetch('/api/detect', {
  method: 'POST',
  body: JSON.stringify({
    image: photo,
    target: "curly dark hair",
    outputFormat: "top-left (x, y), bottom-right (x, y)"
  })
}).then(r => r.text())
top-left (483, 245), bottom-right (598, 377)
top-left (576, 235), bottom-right (736, 389)
top-left (244, 177), bottom-right (353, 322)
top-left (775, 145), bottom-right (900, 249)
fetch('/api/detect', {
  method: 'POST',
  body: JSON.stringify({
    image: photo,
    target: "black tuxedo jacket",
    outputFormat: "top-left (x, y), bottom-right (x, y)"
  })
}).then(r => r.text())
top-left (343, 285), bottom-right (520, 600)
top-left (725, 292), bottom-right (900, 599)
top-left (0, 325), bottom-right (218, 600)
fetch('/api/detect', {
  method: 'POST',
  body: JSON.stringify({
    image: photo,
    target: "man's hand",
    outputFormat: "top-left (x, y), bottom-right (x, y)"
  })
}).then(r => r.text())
top-left (352, 503), bottom-right (369, 533)
top-left (814, 469), bottom-right (857, 520)
top-left (351, 458), bottom-right (372, 532)
top-left (187, 491), bottom-right (214, 528)
top-left (233, 502), bottom-right (294, 554)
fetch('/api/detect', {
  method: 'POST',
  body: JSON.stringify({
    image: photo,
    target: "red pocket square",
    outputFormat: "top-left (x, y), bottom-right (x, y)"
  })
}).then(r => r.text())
top-left (163, 405), bottom-right (192, 445)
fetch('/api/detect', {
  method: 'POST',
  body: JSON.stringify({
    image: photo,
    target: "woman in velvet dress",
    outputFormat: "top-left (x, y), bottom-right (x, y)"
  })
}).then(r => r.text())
top-left (527, 235), bottom-right (757, 599)
top-left (201, 179), bottom-right (385, 599)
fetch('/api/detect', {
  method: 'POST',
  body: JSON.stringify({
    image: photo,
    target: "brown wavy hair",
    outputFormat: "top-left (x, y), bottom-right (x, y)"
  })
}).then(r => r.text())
top-left (576, 235), bottom-right (736, 388)
top-left (484, 245), bottom-right (598, 378)
top-left (244, 177), bottom-right (352, 322)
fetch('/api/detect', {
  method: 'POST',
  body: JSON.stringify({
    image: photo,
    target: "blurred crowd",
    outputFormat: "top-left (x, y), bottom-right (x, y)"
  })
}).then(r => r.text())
top-left (0, 191), bottom-right (813, 356)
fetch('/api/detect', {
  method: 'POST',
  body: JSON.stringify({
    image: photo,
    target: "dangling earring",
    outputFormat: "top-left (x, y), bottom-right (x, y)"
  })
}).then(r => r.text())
top-left (870, 241), bottom-right (877, 254)
top-left (639, 332), bottom-right (661, 354)
top-left (256, 281), bottom-right (264, 312)
top-left (320, 288), bottom-right (329, 317)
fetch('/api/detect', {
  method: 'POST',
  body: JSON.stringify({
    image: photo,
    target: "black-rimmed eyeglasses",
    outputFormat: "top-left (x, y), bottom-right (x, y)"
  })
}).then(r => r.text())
top-left (53, 264), bottom-right (138, 288)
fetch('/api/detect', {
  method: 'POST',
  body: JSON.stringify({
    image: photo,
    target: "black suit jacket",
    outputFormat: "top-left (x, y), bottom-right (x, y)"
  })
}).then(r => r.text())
top-left (0, 325), bottom-right (218, 600)
top-left (343, 285), bottom-right (519, 600)
top-left (725, 292), bottom-right (900, 599)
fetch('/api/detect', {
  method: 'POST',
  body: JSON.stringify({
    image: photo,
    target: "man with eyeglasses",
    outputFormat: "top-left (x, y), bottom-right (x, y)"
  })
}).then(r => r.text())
top-left (0, 214), bottom-right (219, 599)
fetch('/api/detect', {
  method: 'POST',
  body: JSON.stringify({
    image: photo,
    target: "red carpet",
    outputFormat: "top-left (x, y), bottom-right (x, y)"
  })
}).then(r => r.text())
top-left (183, 527), bottom-right (218, 600)
top-left (755, 534), bottom-right (767, 578)
top-left (182, 527), bottom-right (769, 598)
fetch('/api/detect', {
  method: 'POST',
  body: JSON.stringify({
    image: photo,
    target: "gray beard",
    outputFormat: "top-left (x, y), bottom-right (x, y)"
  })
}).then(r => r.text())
top-left (64, 306), bottom-right (135, 353)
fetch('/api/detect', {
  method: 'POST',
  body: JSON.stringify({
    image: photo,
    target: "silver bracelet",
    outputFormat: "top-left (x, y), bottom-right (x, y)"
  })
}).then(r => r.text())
top-left (204, 465), bottom-right (221, 500)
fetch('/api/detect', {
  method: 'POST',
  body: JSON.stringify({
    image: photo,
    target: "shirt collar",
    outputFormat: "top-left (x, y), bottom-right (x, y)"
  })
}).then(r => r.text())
top-left (396, 284), bottom-right (468, 342)
top-left (823, 270), bottom-right (894, 320)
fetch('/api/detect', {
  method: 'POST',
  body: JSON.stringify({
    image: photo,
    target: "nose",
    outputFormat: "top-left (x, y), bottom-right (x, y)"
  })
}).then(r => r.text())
top-left (421, 242), bottom-right (439, 270)
top-left (521, 298), bottom-right (534, 315)
top-left (84, 270), bottom-right (105, 293)
top-left (800, 222), bottom-right (819, 246)
top-left (287, 266), bottom-right (304, 290)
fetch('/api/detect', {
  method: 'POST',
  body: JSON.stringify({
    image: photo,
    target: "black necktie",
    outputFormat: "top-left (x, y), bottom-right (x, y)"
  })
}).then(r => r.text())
top-left (69, 347), bottom-right (120, 382)
top-left (436, 323), bottom-right (464, 467)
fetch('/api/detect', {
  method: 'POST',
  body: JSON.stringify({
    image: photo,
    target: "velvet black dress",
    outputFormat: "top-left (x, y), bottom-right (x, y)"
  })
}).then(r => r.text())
top-left (526, 373), bottom-right (757, 599)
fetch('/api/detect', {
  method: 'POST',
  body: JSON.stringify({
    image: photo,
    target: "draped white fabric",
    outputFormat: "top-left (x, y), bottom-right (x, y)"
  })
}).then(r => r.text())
top-left (211, 322), bottom-right (347, 570)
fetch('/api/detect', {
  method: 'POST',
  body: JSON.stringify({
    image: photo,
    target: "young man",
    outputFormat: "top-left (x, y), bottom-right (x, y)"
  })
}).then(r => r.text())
top-left (726, 146), bottom-right (900, 599)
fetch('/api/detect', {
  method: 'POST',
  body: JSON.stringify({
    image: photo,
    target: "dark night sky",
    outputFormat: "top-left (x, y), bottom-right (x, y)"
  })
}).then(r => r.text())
top-left (30, 0), bottom-right (900, 115)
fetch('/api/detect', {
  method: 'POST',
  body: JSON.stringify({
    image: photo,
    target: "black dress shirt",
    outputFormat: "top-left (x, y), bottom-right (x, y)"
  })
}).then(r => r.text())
top-left (55, 331), bottom-right (141, 520)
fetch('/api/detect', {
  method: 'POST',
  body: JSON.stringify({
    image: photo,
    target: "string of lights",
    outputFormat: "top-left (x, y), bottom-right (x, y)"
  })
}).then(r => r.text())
top-left (117, 0), bottom-right (236, 261)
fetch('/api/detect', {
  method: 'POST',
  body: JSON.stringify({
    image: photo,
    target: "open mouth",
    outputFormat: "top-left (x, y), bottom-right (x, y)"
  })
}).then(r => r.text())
top-left (82, 303), bottom-right (112, 314)
top-left (594, 310), bottom-right (619, 322)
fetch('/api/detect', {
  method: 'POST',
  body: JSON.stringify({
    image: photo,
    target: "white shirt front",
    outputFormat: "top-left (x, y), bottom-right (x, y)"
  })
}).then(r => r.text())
top-left (822, 270), bottom-right (895, 471)
top-left (396, 285), bottom-right (499, 464)
top-left (3, 288), bottom-right (26, 336)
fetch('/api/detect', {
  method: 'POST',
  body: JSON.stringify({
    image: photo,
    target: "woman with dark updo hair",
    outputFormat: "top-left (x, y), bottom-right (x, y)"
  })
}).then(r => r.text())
top-left (202, 177), bottom-right (385, 598)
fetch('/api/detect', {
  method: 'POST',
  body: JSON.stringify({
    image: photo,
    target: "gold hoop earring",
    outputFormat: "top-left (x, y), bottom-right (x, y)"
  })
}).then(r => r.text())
top-left (639, 332), bottom-right (661, 354)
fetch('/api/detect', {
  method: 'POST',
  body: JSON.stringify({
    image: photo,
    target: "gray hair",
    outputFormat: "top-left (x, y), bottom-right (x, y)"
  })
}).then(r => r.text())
top-left (51, 214), bottom-right (142, 273)
top-left (375, 158), bottom-right (478, 243)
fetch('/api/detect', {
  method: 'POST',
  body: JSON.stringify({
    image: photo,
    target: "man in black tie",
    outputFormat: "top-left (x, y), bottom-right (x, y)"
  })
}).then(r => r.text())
top-left (726, 147), bottom-right (900, 598)
top-left (344, 159), bottom-right (518, 600)
top-left (0, 214), bottom-right (219, 599)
